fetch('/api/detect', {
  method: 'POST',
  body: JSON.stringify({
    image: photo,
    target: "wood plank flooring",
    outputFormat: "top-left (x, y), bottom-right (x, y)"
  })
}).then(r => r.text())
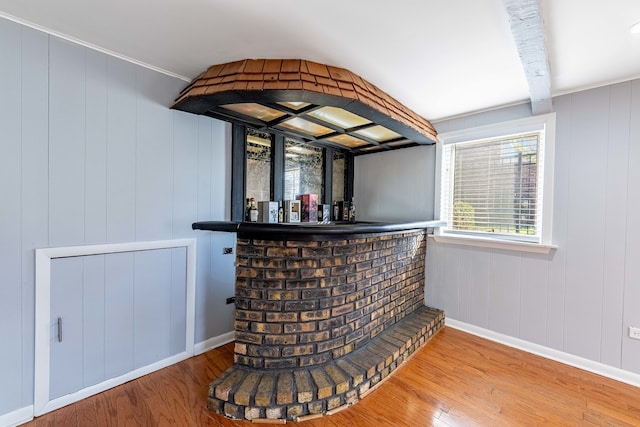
top-left (24, 327), bottom-right (640, 426)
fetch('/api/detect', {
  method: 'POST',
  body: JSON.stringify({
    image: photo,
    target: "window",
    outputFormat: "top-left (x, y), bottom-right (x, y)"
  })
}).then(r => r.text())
top-left (246, 129), bottom-right (272, 202)
top-left (332, 151), bottom-right (346, 203)
top-left (284, 139), bottom-right (324, 201)
top-left (435, 114), bottom-right (556, 253)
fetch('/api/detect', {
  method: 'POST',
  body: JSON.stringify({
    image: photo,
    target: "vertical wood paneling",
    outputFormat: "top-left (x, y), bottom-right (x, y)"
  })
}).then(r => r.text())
top-left (457, 246), bottom-right (473, 323)
top-left (0, 16), bottom-right (236, 418)
top-left (135, 68), bottom-right (174, 241)
top-left (442, 246), bottom-right (461, 319)
top-left (488, 250), bottom-right (521, 337)
top-left (170, 247), bottom-right (188, 354)
top-left (82, 255), bottom-right (106, 388)
top-left (622, 80), bottom-right (640, 373)
top-left (172, 111), bottom-right (199, 238)
top-left (104, 253), bottom-right (135, 378)
top-left (519, 253), bottom-right (549, 345)
top-left (563, 87), bottom-right (609, 361)
top-left (197, 117), bottom-right (213, 222)
top-left (425, 241), bottom-right (446, 309)
top-left (50, 258), bottom-right (84, 400)
top-left (20, 25), bottom-right (49, 408)
top-left (133, 249), bottom-right (173, 368)
top-left (206, 233), bottom-right (237, 337)
top-left (84, 50), bottom-right (108, 244)
top-left (106, 59), bottom-right (136, 243)
top-left (210, 119), bottom-right (231, 220)
top-left (546, 95), bottom-right (571, 351)
top-left (0, 18), bottom-right (23, 415)
top-left (600, 82), bottom-right (631, 367)
top-left (194, 118), bottom-right (214, 344)
top-left (467, 248), bottom-right (491, 328)
top-left (49, 38), bottom-right (86, 247)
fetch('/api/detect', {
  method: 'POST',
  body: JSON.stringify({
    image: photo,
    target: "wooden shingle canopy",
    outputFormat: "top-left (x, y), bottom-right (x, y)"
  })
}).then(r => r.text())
top-left (172, 59), bottom-right (438, 154)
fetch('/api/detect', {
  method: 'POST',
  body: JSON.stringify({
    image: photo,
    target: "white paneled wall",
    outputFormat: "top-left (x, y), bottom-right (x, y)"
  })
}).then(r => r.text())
top-left (427, 81), bottom-right (640, 375)
top-left (0, 17), bottom-right (235, 420)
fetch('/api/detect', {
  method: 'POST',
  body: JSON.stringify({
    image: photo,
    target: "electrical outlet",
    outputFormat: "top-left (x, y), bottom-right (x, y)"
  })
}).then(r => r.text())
top-left (223, 247), bottom-right (233, 255)
top-left (629, 326), bottom-right (640, 340)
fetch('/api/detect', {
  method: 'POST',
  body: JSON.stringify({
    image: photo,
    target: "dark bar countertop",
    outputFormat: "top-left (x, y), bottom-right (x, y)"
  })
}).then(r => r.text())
top-left (192, 220), bottom-right (446, 241)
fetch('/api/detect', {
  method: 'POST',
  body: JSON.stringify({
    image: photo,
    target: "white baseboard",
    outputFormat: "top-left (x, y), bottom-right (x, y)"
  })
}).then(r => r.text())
top-left (446, 318), bottom-right (640, 388)
top-left (194, 331), bottom-right (235, 355)
top-left (0, 405), bottom-right (33, 427)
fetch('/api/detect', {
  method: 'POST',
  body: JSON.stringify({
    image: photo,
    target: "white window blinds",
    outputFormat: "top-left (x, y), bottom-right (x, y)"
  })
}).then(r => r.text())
top-left (441, 132), bottom-right (544, 243)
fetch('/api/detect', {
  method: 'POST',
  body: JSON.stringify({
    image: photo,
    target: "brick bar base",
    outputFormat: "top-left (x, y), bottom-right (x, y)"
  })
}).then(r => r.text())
top-left (208, 306), bottom-right (444, 421)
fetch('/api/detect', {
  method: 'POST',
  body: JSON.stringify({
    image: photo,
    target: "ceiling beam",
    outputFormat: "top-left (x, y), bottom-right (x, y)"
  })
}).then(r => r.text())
top-left (503, 0), bottom-right (553, 115)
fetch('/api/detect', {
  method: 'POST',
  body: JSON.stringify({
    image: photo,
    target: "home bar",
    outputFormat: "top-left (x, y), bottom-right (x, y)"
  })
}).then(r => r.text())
top-left (174, 59), bottom-right (447, 421)
top-left (192, 221), bottom-right (444, 420)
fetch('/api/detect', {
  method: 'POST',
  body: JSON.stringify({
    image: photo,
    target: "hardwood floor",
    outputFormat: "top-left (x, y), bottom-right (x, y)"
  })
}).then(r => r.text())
top-left (25, 327), bottom-right (640, 426)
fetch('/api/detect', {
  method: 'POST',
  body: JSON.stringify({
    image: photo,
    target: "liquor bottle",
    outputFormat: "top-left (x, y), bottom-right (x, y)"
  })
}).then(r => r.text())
top-left (245, 198), bottom-right (251, 222)
top-left (349, 197), bottom-right (356, 223)
top-left (278, 201), bottom-right (284, 223)
top-left (249, 198), bottom-right (258, 222)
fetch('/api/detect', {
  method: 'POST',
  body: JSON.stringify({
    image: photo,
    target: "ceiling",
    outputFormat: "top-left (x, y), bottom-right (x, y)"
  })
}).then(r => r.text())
top-left (1, 0), bottom-right (639, 121)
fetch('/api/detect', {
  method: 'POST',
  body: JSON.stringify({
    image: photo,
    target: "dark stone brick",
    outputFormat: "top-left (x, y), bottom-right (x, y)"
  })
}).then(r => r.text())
top-left (267, 290), bottom-right (299, 300)
top-left (316, 337), bottom-right (344, 353)
top-left (264, 334), bottom-right (297, 345)
top-left (265, 247), bottom-right (299, 257)
top-left (299, 352), bottom-right (331, 367)
top-left (250, 300), bottom-right (282, 311)
top-left (251, 322), bottom-right (283, 334)
top-left (318, 295), bottom-right (346, 309)
top-left (318, 316), bottom-right (345, 331)
top-left (247, 345), bottom-right (280, 358)
top-left (284, 322), bottom-right (316, 333)
top-left (346, 272), bottom-right (364, 283)
top-left (332, 245), bottom-right (357, 255)
top-left (319, 276), bottom-right (346, 287)
top-left (332, 283), bottom-right (356, 296)
top-left (264, 358), bottom-right (297, 369)
top-left (301, 288), bottom-right (331, 299)
top-left (299, 330), bottom-right (330, 343)
top-left (331, 302), bottom-right (354, 317)
top-left (301, 247), bottom-right (332, 257)
top-left (236, 309), bottom-right (263, 321)
top-left (251, 257), bottom-right (285, 269)
top-left (285, 279), bottom-right (319, 289)
top-left (301, 267), bottom-right (331, 278)
top-left (320, 256), bottom-right (346, 267)
top-left (281, 344), bottom-right (314, 357)
top-left (286, 258), bottom-right (319, 269)
top-left (236, 245), bottom-right (264, 257)
top-left (236, 331), bottom-right (263, 344)
top-left (300, 310), bottom-right (331, 322)
top-left (251, 280), bottom-right (284, 290)
top-left (265, 269), bottom-right (299, 280)
top-left (284, 300), bottom-right (318, 311)
top-left (236, 267), bottom-right (264, 279)
top-left (331, 264), bottom-right (356, 276)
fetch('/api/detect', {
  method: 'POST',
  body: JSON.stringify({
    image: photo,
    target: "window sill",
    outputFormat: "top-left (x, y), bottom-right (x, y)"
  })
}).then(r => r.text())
top-left (429, 233), bottom-right (556, 254)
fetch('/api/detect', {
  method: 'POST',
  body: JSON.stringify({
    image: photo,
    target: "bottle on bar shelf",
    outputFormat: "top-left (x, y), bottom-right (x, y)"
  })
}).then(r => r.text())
top-left (249, 198), bottom-right (258, 222)
top-left (349, 197), bottom-right (356, 223)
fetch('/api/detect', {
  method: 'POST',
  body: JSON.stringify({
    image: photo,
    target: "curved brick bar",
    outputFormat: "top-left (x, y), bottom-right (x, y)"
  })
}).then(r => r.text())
top-left (192, 221), bottom-right (445, 421)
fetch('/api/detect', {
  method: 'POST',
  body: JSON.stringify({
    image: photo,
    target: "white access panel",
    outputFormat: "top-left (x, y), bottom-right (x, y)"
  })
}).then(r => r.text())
top-left (34, 239), bottom-right (196, 416)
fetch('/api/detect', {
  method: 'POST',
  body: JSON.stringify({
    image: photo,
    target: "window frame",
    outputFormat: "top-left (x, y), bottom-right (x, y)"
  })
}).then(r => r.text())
top-left (433, 113), bottom-right (557, 254)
